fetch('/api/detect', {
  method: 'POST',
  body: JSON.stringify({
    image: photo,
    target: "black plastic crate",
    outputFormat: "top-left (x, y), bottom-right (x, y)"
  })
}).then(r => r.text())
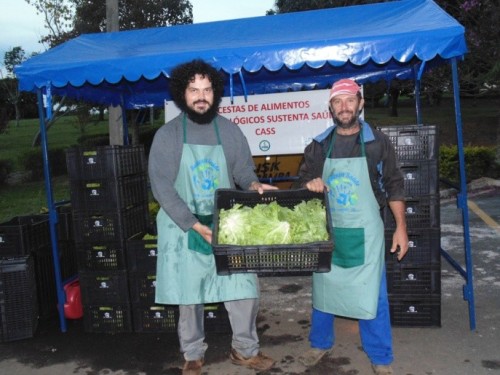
top-left (378, 125), bottom-right (438, 161)
top-left (32, 248), bottom-right (58, 319)
top-left (384, 195), bottom-right (440, 230)
top-left (126, 233), bottom-right (158, 272)
top-left (66, 145), bottom-right (146, 180)
top-left (56, 205), bottom-right (74, 241)
top-left (385, 229), bottom-right (441, 266)
top-left (389, 294), bottom-right (441, 327)
top-left (76, 241), bottom-right (127, 271)
top-left (0, 256), bottom-right (38, 342)
top-left (72, 204), bottom-right (149, 243)
top-left (400, 160), bottom-right (439, 198)
top-left (37, 205), bottom-right (74, 242)
top-left (204, 303), bottom-right (231, 333)
top-left (79, 270), bottom-right (130, 304)
top-left (132, 303), bottom-right (178, 333)
top-left (131, 303), bottom-right (230, 333)
top-left (128, 271), bottom-right (156, 304)
top-left (0, 215), bottom-right (50, 257)
top-left (83, 304), bottom-right (133, 333)
top-left (386, 264), bottom-right (441, 295)
top-left (212, 189), bottom-right (333, 276)
top-left (70, 174), bottom-right (148, 211)
top-left (59, 240), bottom-right (78, 280)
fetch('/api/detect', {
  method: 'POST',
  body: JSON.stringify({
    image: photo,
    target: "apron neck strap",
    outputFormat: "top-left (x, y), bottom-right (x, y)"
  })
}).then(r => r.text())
top-left (182, 113), bottom-right (222, 144)
top-left (327, 124), bottom-right (366, 158)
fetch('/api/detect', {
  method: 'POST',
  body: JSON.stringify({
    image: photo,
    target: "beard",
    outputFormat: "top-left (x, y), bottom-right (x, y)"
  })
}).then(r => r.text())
top-left (177, 99), bottom-right (220, 124)
top-left (332, 109), bottom-right (360, 130)
top-left (186, 103), bottom-right (219, 124)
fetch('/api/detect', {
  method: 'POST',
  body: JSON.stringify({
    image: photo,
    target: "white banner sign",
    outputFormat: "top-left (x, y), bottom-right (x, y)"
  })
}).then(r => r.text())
top-left (165, 90), bottom-right (335, 155)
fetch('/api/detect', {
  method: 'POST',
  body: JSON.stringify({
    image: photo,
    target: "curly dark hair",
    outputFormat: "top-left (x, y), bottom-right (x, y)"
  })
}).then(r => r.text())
top-left (169, 59), bottom-right (225, 112)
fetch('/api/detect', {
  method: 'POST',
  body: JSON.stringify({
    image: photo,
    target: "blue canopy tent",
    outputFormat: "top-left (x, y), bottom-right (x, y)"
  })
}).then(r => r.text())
top-left (15, 0), bottom-right (475, 332)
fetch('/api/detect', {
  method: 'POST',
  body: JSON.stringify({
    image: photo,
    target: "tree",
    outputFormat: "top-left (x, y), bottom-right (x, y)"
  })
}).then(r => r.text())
top-left (72, 0), bottom-right (193, 34)
top-left (25, 0), bottom-right (194, 53)
top-left (4, 47), bottom-right (27, 77)
top-left (25, 0), bottom-right (76, 48)
top-left (1, 47), bottom-right (28, 127)
top-left (437, 0), bottom-right (500, 98)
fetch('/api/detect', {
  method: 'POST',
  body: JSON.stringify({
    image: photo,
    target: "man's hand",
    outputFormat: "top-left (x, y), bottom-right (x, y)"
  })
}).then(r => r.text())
top-left (249, 181), bottom-right (278, 194)
top-left (305, 177), bottom-right (328, 193)
top-left (388, 201), bottom-right (409, 261)
top-left (390, 226), bottom-right (409, 261)
top-left (192, 221), bottom-right (212, 244)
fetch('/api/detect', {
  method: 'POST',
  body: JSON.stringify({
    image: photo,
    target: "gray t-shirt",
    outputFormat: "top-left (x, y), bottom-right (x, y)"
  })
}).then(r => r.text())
top-left (332, 132), bottom-right (359, 158)
top-left (148, 113), bottom-right (258, 231)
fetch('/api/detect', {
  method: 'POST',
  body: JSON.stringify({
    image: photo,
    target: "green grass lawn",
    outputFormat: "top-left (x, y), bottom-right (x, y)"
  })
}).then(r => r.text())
top-left (0, 116), bottom-right (109, 171)
top-left (0, 116), bottom-right (109, 222)
top-left (0, 176), bottom-right (70, 222)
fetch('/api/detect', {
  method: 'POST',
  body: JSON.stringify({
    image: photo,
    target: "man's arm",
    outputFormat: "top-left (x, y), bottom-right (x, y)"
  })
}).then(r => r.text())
top-left (148, 124), bottom-right (197, 232)
top-left (295, 141), bottom-right (325, 188)
top-left (388, 200), bottom-right (408, 261)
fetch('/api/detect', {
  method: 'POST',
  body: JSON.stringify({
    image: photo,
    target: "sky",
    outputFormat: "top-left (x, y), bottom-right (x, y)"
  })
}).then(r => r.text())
top-left (0, 0), bottom-right (275, 70)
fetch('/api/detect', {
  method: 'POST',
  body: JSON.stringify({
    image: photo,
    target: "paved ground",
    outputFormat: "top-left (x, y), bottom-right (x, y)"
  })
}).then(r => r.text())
top-left (1, 183), bottom-right (499, 375)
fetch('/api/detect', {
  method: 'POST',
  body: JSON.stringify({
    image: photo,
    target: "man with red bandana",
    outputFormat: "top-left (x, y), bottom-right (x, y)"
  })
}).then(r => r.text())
top-left (296, 78), bottom-right (409, 375)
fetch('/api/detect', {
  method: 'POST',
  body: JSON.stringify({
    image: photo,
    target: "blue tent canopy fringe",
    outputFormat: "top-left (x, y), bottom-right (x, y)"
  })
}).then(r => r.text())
top-left (14, 0), bottom-right (476, 333)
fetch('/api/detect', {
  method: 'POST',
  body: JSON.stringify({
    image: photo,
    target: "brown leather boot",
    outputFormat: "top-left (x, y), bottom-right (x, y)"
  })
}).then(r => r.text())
top-left (229, 348), bottom-right (275, 371)
top-left (182, 359), bottom-right (204, 375)
top-left (298, 348), bottom-right (331, 367)
top-left (371, 364), bottom-right (394, 375)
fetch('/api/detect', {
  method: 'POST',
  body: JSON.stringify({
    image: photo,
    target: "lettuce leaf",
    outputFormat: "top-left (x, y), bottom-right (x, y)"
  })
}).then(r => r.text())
top-left (217, 199), bottom-right (328, 245)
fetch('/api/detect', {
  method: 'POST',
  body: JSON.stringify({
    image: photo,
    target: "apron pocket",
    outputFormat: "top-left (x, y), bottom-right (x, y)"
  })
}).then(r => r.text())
top-left (188, 229), bottom-right (213, 255)
top-left (187, 214), bottom-right (214, 255)
top-left (333, 227), bottom-right (365, 268)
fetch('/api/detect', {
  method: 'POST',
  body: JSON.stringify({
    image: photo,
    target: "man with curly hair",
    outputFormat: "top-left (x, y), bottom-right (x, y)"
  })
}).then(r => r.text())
top-left (148, 59), bottom-right (276, 375)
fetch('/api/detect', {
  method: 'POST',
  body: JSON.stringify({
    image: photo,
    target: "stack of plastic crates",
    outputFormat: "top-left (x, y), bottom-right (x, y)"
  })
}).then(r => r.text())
top-left (126, 232), bottom-right (231, 333)
top-left (378, 125), bottom-right (441, 327)
top-left (0, 256), bottom-right (38, 342)
top-left (0, 214), bottom-right (58, 320)
top-left (66, 145), bottom-right (149, 333)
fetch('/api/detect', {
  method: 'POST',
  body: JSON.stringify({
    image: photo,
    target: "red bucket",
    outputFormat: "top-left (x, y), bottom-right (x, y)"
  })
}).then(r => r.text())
top-left (63, 279), bottom-right (83, 319)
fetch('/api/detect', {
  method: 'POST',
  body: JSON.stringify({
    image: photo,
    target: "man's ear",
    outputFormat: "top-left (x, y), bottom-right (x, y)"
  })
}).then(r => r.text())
top-left (357, 98), bottom-right (365, 117)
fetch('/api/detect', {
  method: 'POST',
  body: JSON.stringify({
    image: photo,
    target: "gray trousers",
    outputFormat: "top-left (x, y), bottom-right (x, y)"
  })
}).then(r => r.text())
top-left (178, 298), bottom-right (260, 361)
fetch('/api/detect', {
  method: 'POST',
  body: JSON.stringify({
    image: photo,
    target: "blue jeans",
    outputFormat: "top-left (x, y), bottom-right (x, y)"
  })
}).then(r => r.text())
top-left (308, 269), bottom-right (393, 366)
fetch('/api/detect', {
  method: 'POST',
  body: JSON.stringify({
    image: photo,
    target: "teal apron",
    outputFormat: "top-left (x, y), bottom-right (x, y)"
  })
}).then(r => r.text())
top-left (155, 115), bottom-right (259, 305)
top-left (312, 127), bottom-right (385, 319)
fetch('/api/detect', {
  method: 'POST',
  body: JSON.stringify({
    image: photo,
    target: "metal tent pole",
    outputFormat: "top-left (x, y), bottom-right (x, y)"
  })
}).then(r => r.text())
top-left (415, 61), bottom-right (426, 125)
top-left (36, 89), bottom-right (67, 332)
top-left (440, 57), bottom-right (476, 330)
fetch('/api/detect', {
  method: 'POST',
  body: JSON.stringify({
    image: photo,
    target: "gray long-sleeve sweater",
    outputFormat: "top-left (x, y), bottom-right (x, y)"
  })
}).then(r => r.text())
top-left (148, 113), bottom-right (258, 232)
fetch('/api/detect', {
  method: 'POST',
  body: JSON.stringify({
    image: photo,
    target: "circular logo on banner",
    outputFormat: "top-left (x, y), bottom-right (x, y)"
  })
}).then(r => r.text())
top-left (259, 140), bottom-right (271, 152)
